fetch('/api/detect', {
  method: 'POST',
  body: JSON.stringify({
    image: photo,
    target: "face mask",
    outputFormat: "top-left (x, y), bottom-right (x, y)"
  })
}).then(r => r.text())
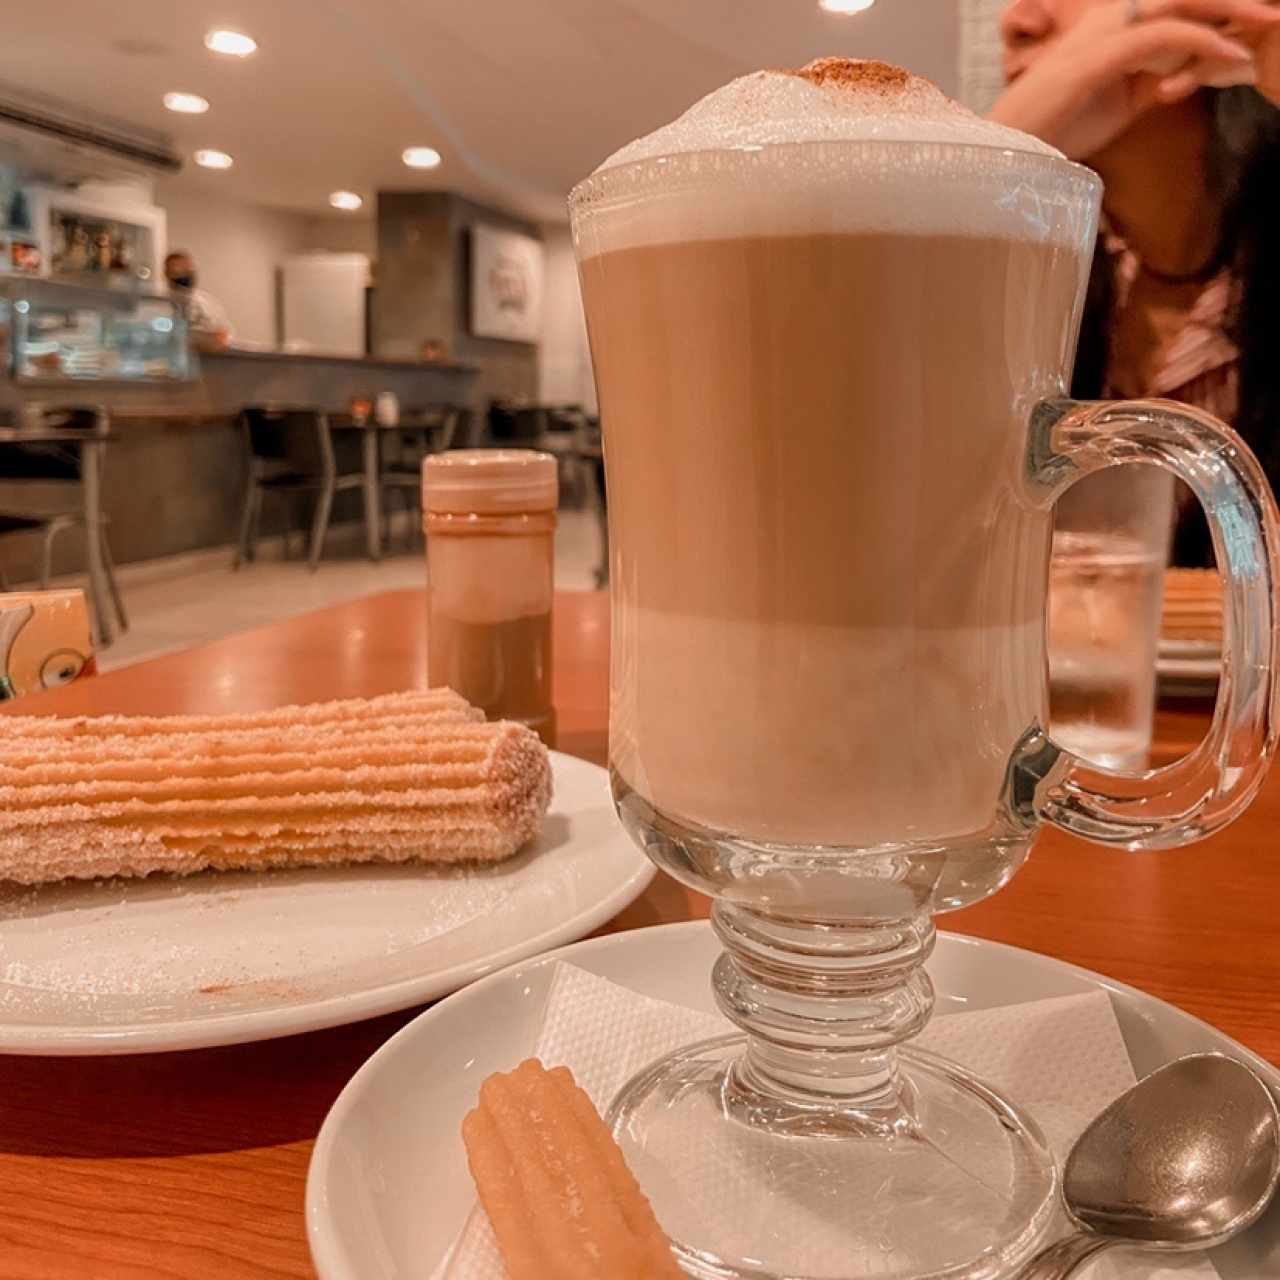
top-left (170, 273), bottom-right (195, 290)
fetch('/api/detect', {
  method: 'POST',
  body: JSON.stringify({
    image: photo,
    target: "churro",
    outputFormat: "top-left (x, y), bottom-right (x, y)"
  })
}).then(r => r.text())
top-left (462, 1059), bottom-right (682, 1280)
top-left (0, 690), bottom-right (552, 884)
top-left (1161, 569), bottom-right (1223, 644)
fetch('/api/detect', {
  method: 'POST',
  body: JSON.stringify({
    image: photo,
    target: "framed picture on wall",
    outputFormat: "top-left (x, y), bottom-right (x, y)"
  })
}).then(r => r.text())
top-left (470, 224), bottom-right (543, 343)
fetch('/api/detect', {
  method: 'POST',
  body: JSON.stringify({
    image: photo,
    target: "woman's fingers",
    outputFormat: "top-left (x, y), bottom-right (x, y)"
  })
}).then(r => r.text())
top-left (1155, 69), bottom-right (1201, 100)
top-left (1140, 0), bottom-right (1280, 29)
top-left (1105, 18), bottom-right (1254, 76)
top-left (990, 0), bottom-right (1275, 155)
top-left (1198, 57), bottom-right (1262, 83)
top-left (1154, 58), bottom-right (1257, 102)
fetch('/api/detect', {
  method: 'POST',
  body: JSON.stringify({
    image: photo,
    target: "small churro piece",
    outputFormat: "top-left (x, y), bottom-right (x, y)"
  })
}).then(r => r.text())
top-left (0, 690), bottom-right (552, 884)
top-left (462, 1059), bottom-right (682, 1280)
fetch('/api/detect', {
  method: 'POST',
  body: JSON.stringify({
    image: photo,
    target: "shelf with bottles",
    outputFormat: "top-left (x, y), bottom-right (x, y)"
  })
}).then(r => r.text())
top-left (0, 178), bottom-right (40, 277)
top-left (45, 207), bottom-right (155, 288)
top-left (0, 234), bottom-right (42, 278)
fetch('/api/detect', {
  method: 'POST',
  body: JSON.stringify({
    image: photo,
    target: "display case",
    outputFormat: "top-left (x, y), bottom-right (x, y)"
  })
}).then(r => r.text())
top-left (1, 277), bottom-right (193, 383)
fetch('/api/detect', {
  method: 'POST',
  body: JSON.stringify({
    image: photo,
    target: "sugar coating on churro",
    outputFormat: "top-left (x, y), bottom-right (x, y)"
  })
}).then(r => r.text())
top-left (462, 1058), bottom-right (682, 1280)
top-left (0, 689), bottom-right (552, 884)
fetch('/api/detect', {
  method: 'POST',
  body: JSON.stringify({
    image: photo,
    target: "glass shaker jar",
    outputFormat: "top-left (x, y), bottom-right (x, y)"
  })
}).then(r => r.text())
top-left (422, 449), bottom-right (557, 746)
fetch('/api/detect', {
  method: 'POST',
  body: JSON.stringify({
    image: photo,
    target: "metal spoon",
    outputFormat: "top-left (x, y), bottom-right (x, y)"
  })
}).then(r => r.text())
top-left (1016, 1053), bottom-right (1280, 1280)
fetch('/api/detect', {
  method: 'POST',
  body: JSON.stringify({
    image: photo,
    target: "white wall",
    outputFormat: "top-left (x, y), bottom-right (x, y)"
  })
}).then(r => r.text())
top-left (154, 178), bottom-right (313, 345)
top-left (538, 225), bottom-right (596, 413)
top-left (958, 0), bottom-right (1006, 112)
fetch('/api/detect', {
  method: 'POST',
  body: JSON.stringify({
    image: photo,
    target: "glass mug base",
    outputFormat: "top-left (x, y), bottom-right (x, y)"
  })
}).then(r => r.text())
top-left (610, 773), bottom-right (1055, 1279)
top-left (608, 1033), bottom-right (1057, 1280)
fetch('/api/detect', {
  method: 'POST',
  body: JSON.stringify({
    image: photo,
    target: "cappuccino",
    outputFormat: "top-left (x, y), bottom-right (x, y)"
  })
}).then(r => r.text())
top-left (573, 60), bottom-right (1098, 847)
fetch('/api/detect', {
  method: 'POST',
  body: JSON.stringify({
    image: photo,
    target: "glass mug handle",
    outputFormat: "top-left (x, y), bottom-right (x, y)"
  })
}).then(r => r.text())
top-left (1020, 397), bottom-right (1280, 848)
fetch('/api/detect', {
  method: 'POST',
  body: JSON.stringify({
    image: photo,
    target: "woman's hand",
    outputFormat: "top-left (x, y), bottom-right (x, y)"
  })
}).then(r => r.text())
top-left (1253, 13), bottom-right (1280, 103)
top-left (990, 0), bottom-right (1280, 158)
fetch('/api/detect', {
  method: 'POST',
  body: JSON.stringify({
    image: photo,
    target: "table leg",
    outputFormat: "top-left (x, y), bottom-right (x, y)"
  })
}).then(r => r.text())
top-left (363, 429), bottom-right (382, 562)
top-left (82, 440), bottom-right (114, 648)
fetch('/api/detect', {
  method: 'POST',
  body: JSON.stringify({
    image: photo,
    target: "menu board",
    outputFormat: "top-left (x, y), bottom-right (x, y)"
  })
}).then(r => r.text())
top-left (470, 224), bottom-right (544, 344)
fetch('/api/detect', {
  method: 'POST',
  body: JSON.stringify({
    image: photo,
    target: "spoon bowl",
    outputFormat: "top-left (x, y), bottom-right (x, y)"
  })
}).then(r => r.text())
top-left (1015, 1053), bottom-right (1280, 1279)
top-left (1065, 1053), bottom-right (1280, 1249)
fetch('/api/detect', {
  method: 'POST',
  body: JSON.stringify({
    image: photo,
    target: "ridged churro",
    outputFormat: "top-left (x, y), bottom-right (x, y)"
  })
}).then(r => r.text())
top-left (462, 1059), bottom-right (682, 1280)
top-left (0, 690), bottom-right (552, 884)
top-left (1161, 568), bottom-right (1224, 645)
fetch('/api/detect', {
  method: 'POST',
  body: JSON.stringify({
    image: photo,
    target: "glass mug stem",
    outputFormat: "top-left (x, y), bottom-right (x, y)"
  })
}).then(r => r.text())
top-left (1018, 397), bottom-right (1280, 848)
top-left (711, 900), bottom-right (935, 1111)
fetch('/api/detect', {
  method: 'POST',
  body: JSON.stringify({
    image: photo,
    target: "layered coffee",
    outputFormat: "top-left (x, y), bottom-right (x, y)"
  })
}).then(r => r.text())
top-left (573, 59), bottom-right (1098, 846)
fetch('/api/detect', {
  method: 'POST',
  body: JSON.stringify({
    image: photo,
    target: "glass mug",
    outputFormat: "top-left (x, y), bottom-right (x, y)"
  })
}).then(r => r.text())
top-left (571, 141), bottom-right (1278, 1280)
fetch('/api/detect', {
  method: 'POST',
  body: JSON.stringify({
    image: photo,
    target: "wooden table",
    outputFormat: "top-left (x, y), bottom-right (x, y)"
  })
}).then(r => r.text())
top-left (0, 588), bottom-right (1272, 1278)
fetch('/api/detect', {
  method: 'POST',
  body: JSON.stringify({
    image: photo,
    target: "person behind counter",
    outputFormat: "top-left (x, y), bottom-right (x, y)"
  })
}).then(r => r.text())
top-left (164, 250), bottom-right (232, 350)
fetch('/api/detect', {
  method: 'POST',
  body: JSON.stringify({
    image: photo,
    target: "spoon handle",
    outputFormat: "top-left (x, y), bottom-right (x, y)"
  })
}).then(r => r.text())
top-left (1013, 1233), bottom-right (1114, 1280)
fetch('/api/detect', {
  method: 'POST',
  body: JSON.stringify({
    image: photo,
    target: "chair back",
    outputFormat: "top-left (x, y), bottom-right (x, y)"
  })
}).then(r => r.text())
top-left (31, 405), bottom-right (109, 435)
top-left (510, 407), bottom-right (548, 443)
top-left (545, 406), bottom-right (581, 434)
top-left (436, 407), bottom-right (462, 453)
top-left (240, 406), bottom-right (333, 477)
top-left (489, 402), bottom-right (546, 444)
top-left (452, 408), bottom-right (479, 450)
top-left (574, 414), bottom-right (603, 460)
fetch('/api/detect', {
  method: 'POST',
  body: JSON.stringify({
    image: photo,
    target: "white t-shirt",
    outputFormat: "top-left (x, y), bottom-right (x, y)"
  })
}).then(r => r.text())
top-left (182, 287), bottom-right (232, 337)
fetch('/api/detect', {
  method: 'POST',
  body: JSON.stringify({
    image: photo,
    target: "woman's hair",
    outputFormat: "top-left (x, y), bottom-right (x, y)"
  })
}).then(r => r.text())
top-left (1072, 88), bottom-right (1280, 564)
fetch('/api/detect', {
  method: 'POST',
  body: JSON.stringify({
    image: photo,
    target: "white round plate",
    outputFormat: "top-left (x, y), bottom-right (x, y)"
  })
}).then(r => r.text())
top-left (0, 753), bottom-right (651, 1054)
top-left (307, 921), bottom-right (1280, 1280)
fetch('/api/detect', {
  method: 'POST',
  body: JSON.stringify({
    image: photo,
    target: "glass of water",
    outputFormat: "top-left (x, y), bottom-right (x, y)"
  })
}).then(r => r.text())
top-left (1049, 464), bottom-right (1174, 770)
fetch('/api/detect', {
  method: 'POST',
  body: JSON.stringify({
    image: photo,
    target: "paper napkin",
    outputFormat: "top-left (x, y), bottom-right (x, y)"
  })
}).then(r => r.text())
top-left (440, 962), bottom-right (1218, 1280)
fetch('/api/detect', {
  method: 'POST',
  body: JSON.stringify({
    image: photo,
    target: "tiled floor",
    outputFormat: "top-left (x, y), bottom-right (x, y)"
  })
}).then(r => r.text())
top-left (61, 509), bottom-right (604, 673)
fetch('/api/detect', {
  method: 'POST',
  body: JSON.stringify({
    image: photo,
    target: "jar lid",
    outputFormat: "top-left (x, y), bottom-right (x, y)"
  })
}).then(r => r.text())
top-left (422, 449), bottom-right (558, 515)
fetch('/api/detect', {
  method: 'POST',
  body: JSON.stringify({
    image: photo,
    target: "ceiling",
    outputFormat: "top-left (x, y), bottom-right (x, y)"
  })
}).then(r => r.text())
top-left (1, 0), bottom-right (960, 224)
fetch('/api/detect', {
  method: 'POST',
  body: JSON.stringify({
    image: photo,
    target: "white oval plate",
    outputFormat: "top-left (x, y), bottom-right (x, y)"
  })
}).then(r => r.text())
top-left (307, 921), bottom-right (1280, 1280)
top-left (0, 753), bottom-right (652, 1054)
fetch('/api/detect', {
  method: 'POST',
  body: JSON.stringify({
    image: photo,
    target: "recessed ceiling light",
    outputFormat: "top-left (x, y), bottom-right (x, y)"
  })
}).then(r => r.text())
top-left (194, 149), bottom-right (234, 170)
top-left (204, 29), bottom-right (257, 57)
top-left (329, 190), bottom-right (363, 211)
top-left (401, 146), bottom-right (442, 170)
top-left (818, 0), bottom-right (875, 11)
top-left (163, 91), bottom-right (209, 114)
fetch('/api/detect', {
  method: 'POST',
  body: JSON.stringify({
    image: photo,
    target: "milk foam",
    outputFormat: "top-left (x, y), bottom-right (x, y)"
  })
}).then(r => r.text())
top-left (600, 59), bottom-right (1060, 171)
top-left (571, 59), bottom-right (1095, 253)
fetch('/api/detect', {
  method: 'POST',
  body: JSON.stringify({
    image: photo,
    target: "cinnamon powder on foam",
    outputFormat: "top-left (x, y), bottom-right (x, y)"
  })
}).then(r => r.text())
top-left (785, 57), bottom-right (912, 94)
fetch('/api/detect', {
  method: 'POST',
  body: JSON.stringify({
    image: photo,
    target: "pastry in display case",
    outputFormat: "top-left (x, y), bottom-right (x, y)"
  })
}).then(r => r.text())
top-left (3, 279), bottom-right (192, 383)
